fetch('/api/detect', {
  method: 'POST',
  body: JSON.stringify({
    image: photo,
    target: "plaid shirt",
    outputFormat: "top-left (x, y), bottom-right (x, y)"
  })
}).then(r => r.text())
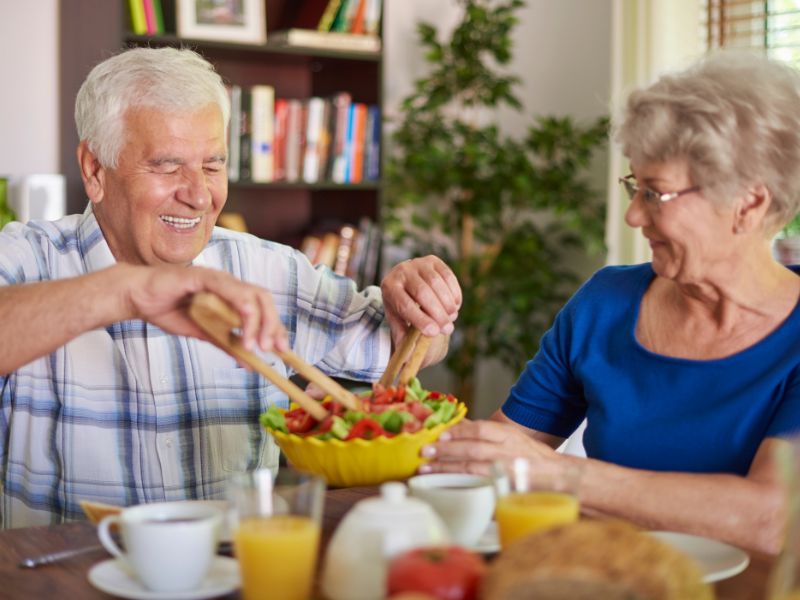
top-left (0, 207), bottom-right (389, 528)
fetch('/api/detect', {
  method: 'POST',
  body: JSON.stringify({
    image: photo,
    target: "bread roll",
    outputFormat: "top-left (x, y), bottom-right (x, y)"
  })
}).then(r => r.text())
top-left (480, 520), bottom-right (713, 600)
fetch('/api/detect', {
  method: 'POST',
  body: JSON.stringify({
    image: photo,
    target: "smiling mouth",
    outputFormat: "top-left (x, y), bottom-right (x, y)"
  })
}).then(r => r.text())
top-left (160, 215), bottom-right (201, 230)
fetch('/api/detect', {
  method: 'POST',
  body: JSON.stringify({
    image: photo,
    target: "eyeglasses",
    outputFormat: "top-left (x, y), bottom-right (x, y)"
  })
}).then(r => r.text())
top-left (619, 174), bottom-right (700, 205)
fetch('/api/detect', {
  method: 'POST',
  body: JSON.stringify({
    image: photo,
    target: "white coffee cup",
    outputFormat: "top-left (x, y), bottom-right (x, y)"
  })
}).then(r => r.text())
top-left (98, 501), bottom-right (222, 592)
top-left (408, 473), bottom-right (495, 547)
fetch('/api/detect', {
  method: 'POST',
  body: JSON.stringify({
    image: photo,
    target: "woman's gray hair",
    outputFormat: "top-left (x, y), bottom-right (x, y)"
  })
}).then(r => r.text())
top-left (75, 47), bottom-right (230, 169)
top-left (616, 50), bottom-right (800, 232)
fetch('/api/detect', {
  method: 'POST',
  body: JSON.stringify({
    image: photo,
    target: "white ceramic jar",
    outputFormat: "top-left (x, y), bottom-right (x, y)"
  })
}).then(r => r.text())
top-left (321, 482), bottom-right (450, 600)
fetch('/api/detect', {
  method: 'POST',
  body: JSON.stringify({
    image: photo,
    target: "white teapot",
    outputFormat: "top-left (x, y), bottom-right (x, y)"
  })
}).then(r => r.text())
top-left (321, 481), bottom-right (450, 600)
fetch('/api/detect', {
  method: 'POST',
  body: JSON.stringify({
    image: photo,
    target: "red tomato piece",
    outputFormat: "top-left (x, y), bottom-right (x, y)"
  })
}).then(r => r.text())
top-left (387, 546), bottom-right (486, 600)
top-left (346, 418), bottom-right (386, 440)
top-left (284, 408), bottom-right (316, 434)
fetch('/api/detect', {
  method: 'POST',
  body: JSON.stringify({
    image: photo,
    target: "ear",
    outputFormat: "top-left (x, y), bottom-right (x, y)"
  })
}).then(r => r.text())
top-left (76, 141), bottom-right (107, 205)
top-left (733, 183), bottom-right (771, 234)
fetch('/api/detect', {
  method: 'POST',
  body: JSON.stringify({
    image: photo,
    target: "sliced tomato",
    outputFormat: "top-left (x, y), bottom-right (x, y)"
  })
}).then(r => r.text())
top-left (346, 418), bottom-right (386, 440)
top-left (284, 408), bottom-right (316, 434)
top-left (427, 391), bottom-right (443, 399)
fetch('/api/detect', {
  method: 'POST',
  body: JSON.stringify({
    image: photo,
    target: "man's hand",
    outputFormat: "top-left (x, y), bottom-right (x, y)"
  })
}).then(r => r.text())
top-left (380, 256), bottom-right (462, 345)
top-left (123, 263), bottom-right (288, 353)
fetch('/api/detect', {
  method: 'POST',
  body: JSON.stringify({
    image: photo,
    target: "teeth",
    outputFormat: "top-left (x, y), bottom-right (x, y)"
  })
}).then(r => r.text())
top-left (161, 215), bottom-right (201, 229)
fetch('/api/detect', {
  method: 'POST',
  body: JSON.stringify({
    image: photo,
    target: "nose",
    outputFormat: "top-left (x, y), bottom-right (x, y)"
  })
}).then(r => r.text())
top-left (176, 168), bottom-right (212, 210)
top-left (624, 193), bottom-right (649, 229)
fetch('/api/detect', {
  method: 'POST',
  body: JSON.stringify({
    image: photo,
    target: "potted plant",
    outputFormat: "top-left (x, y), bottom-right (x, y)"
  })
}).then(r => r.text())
top-left (0, 177), bottom-right (14, 229)
top-left (384, 0), bottom-right (609, 409)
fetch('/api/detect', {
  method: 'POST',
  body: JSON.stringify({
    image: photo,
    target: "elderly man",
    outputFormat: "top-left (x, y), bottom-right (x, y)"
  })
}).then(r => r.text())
top-left (0, 47), bottom-right (461, 528)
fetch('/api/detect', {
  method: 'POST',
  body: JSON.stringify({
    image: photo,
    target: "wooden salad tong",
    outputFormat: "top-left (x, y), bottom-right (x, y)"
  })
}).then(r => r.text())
top-left (188, 292), bottom-right (361, 420)
top-left (378, 326), bottom-right (432, 388)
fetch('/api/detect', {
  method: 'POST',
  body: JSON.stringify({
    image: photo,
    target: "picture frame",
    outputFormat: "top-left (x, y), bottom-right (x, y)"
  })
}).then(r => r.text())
top-left (177, 0), bottom-right (267, 45)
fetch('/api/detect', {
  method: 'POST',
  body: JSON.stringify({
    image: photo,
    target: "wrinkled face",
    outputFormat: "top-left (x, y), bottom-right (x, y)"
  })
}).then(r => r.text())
top-left (91, 104), bottom-right (228, 266)
top-left (624, 159), bottom-right (737, 283)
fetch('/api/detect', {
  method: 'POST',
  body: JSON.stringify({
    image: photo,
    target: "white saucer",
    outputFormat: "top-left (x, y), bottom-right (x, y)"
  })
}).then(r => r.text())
top-left (471, 521), bottom-right (500, 554)
top-left (648, 531), bottom-right (750, 583)
top-left (88, 557), bottom-right (240, 600)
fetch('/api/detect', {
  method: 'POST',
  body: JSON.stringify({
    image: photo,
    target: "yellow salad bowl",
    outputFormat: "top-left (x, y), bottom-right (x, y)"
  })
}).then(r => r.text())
top-left (268, 402), bottom-right (468, 487)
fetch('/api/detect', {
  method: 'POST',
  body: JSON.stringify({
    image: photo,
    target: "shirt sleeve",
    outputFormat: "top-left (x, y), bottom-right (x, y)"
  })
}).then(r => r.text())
top-left (0, 222), bottom-right (44, 286)
top-left (290, 251), bottom-right (390, 382)
top-left (766, 366), bottom-right (800, 438)
top-left (501, 287), bottom-right (589, 438)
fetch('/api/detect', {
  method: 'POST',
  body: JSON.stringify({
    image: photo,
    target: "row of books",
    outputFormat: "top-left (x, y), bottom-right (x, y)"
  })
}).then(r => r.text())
top-left (270, 0), bottom-right (383, 52)
top-left (126, 0), bottom-right (170, 35)
top-left (227, 86), bottom-right (381, 185)
top-left (300, 218), bottom-right (382, 288)
top-left (279, 0), bottom-right (382, 35)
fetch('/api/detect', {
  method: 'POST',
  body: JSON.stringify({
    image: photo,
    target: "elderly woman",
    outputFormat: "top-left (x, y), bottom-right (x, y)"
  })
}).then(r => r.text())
top-left (421, 51), bottom-right (800, 555)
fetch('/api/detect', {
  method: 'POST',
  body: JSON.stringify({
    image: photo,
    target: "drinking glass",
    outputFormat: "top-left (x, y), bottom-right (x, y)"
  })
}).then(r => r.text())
top-left (492, 457), bottom-right (582, 548)
top-left (228, 469), bottom-right (325, 600)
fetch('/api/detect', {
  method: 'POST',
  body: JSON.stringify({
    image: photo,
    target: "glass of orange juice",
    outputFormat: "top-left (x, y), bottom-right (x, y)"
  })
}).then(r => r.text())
top-left (227, 469), bottom-right (325, 600)
top-left (492, 457), bottom-right (582, 548)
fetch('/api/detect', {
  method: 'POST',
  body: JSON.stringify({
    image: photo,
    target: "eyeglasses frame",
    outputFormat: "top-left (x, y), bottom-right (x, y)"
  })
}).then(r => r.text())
top-left (619, 174), bottom-right (701, 204)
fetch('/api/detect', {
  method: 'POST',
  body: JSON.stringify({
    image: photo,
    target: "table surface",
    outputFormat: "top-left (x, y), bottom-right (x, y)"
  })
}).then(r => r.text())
top-left (0, 486), bottom-right (774, 599)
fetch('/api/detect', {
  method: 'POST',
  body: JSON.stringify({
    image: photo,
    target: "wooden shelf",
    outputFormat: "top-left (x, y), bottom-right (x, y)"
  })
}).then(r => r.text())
top-left (125, 34), bottom-right (382, 62)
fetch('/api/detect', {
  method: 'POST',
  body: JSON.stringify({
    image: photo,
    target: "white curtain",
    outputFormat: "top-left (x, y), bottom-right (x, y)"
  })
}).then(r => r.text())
top-left (605, 0), bottom-right (704, 266)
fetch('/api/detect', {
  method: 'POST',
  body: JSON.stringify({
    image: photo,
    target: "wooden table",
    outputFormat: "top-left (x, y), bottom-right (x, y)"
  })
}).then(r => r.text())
top-left (0, 486), bottom-right (775, 599)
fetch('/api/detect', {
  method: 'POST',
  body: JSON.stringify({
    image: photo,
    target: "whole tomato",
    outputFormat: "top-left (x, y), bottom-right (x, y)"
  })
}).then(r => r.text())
top-left (387, 546), bottom-right (486, 600)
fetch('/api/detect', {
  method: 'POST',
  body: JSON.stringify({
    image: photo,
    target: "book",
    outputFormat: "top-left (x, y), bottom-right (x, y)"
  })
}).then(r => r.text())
top-left (327, 92), bottom-right (352, 182)
top-left (239, 87), bottom-right (252, 181)
top-left (334, 224), bottom-right (357, 275)
top-left (317, 0), bottom-right (345, 31)
top-left (285, 99), bottom-right (304, 182)
top-left (273, 98), bottom-right (289, 181)
top-left (330, 0), bottom-right (353, 32)
top-left (316, 100), bottom-right (333, 183)
top-left (349, 0), bottom-right (368, 35)
top-left (349, 103), bottom-right (368, 183)
top-left (128, 0), bottom-right (147, 35)
top-left (315, 231), bottom-right (341, 269)
top-left (226, 85), bottom-right (242, 182)
top-left (302, 97), bottom-right (326, 183)
top-left (300, 234), bottom-right (322, 262)
top-left (346, 217), bottom-right (372, 282)
top-left (250, 85), bottom-right (275, 182)
top-left (268, 29), bottom-right (381, 53)
top-left (152, 0), bottom-right (165, 34)
top-left (364, 0), bottom-right (382, 36)
top-left (142, 0), bottom-right (157, 34)
top-left (364, 104), bottom-right (381, 181)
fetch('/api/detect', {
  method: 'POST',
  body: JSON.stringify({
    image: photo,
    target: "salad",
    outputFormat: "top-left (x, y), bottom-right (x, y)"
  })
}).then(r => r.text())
top-left (260, 377), bottom-right (459, 441)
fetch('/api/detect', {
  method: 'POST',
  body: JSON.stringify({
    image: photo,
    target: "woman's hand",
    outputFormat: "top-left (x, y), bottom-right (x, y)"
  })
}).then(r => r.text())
top-left (418, 419), bottom-right (562, 476)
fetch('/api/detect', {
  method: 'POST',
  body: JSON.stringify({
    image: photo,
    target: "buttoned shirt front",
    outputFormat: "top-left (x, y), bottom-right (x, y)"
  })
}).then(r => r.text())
top-left (0, 207), bottom-right (389, 528)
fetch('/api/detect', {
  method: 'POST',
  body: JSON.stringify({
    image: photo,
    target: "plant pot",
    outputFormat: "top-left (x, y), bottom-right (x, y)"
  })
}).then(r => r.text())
top-left (774, 236), bottom-right (800, 265)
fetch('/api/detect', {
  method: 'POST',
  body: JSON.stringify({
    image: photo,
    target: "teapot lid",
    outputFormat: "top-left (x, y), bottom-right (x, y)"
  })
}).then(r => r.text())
top-left (355, 482), bottom-right (437, 520)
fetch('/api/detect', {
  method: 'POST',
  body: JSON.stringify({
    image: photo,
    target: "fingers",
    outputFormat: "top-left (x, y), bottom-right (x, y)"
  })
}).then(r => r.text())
top-left (381, 256), bottom-right (462, 336)
top-left (198, 268), bottom-right (288, 353)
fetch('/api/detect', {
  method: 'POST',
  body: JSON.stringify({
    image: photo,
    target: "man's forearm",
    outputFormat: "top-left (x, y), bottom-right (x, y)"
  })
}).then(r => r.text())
top-left (0, 265), bottom-right (132, 374)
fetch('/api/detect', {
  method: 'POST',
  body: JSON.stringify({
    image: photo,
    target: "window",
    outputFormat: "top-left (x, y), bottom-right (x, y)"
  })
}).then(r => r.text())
top-left (705, 0), bottom-right (800, 65)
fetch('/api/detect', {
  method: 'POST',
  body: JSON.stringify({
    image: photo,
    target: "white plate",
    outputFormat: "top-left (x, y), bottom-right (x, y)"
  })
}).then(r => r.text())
top-left (648, 531), bottom-right (750, 583)
top-left (88, 557), bottom-right (239, 600)
top-left (471, 521), bottom-right (500, 554)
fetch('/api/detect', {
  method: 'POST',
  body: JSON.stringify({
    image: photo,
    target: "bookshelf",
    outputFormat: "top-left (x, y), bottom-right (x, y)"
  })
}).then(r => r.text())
top-left (58, 0), bottom-right (382, 253)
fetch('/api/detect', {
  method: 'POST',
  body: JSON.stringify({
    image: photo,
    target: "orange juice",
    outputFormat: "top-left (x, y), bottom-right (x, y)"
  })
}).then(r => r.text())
top-left (234, 515), bottom-right (320, 600)
top-left (495, 491), bottom-right (579, 547)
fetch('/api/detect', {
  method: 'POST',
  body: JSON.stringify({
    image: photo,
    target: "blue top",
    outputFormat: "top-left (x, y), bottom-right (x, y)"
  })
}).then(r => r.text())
top-left (502, 263), bottom-right (800, 475)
